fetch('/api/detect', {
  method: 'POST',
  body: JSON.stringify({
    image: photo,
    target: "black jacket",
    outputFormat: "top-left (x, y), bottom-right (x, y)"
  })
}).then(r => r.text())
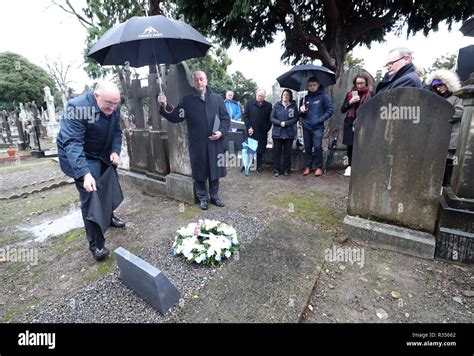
top-left (375, 63), bottom-right (422, 95)
top-left (270, 101), bottom-right (299, 139)
top-left (242, 100), bottom-right (272, 154)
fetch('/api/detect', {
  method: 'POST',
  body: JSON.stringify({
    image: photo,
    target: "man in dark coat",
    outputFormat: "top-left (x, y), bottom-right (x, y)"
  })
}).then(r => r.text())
top-left (158, 71), bottom-right (230, 210)
top-left (56, 81), bottom-right (125, 261)
top-left (242, 89), bottom-right (272, 172)
top-left (375, 47), bottom-right (423, 94)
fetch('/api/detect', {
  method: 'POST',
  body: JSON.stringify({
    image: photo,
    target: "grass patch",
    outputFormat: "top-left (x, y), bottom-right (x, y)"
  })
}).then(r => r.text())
top-left (51, 228), bottom-right (83, 253)
top-left (268, 192), bottom-right (341, 229)
top-left (0, 161), bottom-right (57, 173)
top-left (0, 230), bottom-right (34, 247)
top-left (84, 254), bottom-right (116, 283)
top-left (0, 185), bottom-right (79, 226)
top-left (1, 298), bottom-right (39, 323)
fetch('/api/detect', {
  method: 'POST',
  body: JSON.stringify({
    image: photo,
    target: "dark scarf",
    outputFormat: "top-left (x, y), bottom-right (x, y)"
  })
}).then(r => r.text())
top-left (346, 86), bottom-right (371, 119)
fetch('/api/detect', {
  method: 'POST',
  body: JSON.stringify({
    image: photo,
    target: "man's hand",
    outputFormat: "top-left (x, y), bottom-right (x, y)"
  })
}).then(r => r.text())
top-left (300, 105), bottom-right (308, 113)
top-left (110, 152), bottom-right (121, 166)
top-left (158, 92), bottom-right (167, 106)
top-left (83, 173), bottom-right (97, 192)
top-left (209, 131), bottom-right (222, 141)
top-left (248, 127), bottom-right (254, 136)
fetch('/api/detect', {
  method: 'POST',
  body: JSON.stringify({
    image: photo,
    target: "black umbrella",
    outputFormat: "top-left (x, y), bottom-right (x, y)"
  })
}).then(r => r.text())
top-left (88, 15), bottom-right (212, 67)
top-left (460, 17), bottom-right (474, 37)
top-left (276, 64), bottom-right (336, 91)
top-left (324, 129), bottom-right (339, 172)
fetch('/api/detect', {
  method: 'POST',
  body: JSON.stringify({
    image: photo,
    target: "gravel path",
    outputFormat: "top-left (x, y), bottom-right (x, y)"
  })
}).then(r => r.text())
top-left (19, 210), bottom-right (269, 323)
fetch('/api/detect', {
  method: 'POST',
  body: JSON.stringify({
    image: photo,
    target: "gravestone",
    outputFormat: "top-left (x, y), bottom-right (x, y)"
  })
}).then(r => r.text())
top-left (344, 88), bottom-right (454, 259)
top-left (436, 73), bottom-right (474, 263)
top-left (128, 73), bottom-right (170, 176)
top-left (328, 67), bottom-right (374, 169)
top-left (44, 86), bottom-right (59, 140)
top-left (160, 63), bottom-right (197, 203)
top-left (114, 247), bottom-right (180, 315)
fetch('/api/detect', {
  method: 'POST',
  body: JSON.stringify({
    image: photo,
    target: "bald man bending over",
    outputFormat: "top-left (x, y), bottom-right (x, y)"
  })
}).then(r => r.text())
top-left (57, 81), bottom-right (125, 261)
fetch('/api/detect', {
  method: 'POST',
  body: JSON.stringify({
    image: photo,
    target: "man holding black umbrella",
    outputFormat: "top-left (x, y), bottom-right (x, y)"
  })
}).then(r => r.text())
top-left (158, 71), bottom-right (230, 210)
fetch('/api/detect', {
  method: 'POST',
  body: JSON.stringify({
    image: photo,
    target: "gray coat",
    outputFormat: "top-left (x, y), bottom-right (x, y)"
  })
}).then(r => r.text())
top-left (160, 88), bottom-right (230, 181)
top-left (446, 95), bottom-right (464, 150)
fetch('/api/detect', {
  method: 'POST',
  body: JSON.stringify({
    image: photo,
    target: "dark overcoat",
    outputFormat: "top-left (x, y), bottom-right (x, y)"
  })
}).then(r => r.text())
top-left (242, 100), bottom-right (272, 154)
top-left (160, 88), bottom-right (230, 181)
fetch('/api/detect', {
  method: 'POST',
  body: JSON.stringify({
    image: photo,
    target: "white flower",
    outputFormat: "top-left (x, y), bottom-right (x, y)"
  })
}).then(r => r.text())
top-left (177, 223), bottom-right (197, 237)
top-left (173, 220), bottom-right (238, 264)
top-left (181, 236), bottom-right (198, 257)
top-left (203, 219), bottom-right (219, 230)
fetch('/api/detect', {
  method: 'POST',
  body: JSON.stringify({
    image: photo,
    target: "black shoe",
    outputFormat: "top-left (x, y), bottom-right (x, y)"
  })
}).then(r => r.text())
top-left (110, 214), bottom-right (126, 228)
top-left (210, 197), bottom-right (225, 207)
top-left (200, 200), bottom-right (208, 210)
top-left (257, 167), bottom-right (263, 173)
top-left (92, 247), bottom-right (109, 261)
top-left (274, 172), bottom-right (280, 177)
top-left (240, 166), bottom-right (245, 172)
top-left (284, 171), bottom-right (289, 176)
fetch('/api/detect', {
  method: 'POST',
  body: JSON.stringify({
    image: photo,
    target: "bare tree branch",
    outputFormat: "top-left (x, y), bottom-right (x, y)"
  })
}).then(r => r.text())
top-left (51, 0), bottom-right (94, 28)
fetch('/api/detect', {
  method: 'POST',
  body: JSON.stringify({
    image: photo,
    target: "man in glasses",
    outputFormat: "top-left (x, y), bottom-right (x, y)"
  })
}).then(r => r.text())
top-left (57, 81), bottom-right (126, 262)
top-left (375, 47), bottom-right (422, 94)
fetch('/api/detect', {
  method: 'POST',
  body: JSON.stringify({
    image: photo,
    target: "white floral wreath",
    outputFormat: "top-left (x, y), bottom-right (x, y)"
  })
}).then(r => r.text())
top-left (172, 219), bottom-right (239, 265)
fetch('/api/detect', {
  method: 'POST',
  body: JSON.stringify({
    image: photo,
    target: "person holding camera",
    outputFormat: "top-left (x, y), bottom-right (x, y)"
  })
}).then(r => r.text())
top-left (340, 74), bottom-right (373, 177)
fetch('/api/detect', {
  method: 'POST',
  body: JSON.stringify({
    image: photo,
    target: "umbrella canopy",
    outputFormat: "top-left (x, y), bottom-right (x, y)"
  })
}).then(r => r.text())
top-left (277, 64), bottom-right (336, 91)
top-left (460, 17), bottom-right (474, 37)
top-left (88, 15), bottom-right (212, 67)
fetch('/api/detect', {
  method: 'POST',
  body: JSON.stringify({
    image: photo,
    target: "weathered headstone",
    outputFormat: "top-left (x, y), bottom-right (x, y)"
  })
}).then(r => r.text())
top-left (114, 247), bottom-right (180, 316)
top-left (436, 73), bottom-right (474, 263)
top-left (44, 86), bottom-right (59, 140)
top-left (344, 88), bottom-right (454, 259)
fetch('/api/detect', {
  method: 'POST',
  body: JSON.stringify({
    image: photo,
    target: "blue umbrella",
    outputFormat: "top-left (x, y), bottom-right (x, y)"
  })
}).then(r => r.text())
top-left (88, 15), bottom-right (212, 68)
top-left (277, 64), bottom-right (336, 91)
top-left (241, 137), bottom-right (258, 176)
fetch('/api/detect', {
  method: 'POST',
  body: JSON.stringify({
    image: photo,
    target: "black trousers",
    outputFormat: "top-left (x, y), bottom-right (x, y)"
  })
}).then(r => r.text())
top-left (195, 178), bottom-right (219, 202)
top-left (75, 180), bottom-right (105, 252)
top-left (273, 138), bottom-right (293, 173)
top-left (347, 145), bottom-right (353, 166)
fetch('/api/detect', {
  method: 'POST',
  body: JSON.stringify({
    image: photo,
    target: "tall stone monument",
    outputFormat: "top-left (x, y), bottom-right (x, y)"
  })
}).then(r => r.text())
top-left (344, 88), bottom-right (454, 259)
top-left (436, 73), bottom-right (474, 263)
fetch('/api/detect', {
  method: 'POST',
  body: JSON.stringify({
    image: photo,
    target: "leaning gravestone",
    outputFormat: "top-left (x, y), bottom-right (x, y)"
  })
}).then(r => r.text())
top-left (436, 73), bottom-right (474, 263)
top-left (344, 88), bottom-right (454, 259)
top-left (114, 247), bottom-right (180, 315)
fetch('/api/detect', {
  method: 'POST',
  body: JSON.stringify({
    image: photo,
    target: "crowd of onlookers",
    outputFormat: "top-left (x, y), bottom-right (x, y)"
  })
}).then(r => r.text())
top-left (224, 47), bottom-right (464, 186)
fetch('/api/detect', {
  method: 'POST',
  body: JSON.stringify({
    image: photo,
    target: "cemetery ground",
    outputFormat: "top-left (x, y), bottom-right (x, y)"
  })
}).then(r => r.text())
top-left (0, 151), bottom-right (473, 324)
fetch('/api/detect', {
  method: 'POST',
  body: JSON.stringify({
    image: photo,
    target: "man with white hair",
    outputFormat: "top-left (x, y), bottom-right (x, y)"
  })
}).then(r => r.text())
top-left (376, 47), bottom-right (422, 94)
top-left (224, 90), bottom-right (241, 121)
top-left (57, 80), bottom-right (125, 261)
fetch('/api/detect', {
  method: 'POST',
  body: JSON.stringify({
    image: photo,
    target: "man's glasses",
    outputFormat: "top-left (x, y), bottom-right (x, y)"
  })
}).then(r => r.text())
top-left (384, 56), bottom-right (406, 68)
